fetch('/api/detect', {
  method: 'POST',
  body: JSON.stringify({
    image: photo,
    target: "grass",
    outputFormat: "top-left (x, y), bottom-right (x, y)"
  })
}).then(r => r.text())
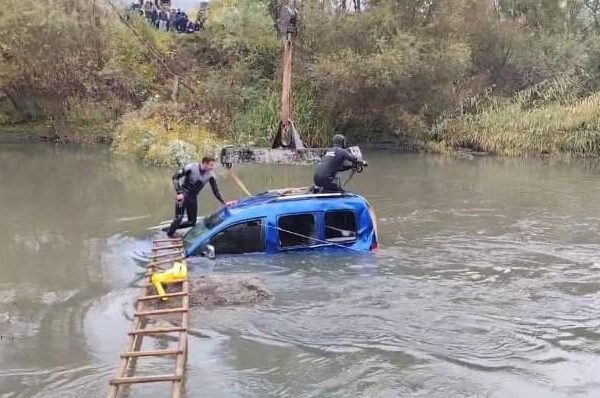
top-left (435, 86), bottom-right (600, 156)
top-left (229, 86), bottom-right (334, 148)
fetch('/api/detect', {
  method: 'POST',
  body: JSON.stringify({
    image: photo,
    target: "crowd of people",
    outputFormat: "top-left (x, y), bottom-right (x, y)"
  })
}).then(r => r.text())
top-left (130, 2), bottom-right (203, 33)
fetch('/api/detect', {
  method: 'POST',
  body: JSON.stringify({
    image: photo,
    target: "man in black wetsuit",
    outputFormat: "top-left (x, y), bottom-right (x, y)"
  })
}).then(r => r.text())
top-left (165, 156), bottom-right (233, 237)
top-left (313, 134), bottom-right (363, 192)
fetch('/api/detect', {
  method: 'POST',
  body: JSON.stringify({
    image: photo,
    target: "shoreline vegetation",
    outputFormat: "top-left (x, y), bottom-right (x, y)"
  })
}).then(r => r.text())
top-left (4, 1), bottom-right (600, 164)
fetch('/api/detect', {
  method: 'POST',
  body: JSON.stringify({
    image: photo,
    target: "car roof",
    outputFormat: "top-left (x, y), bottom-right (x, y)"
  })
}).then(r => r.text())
top-left (223, 188), bottom-right (366, 218)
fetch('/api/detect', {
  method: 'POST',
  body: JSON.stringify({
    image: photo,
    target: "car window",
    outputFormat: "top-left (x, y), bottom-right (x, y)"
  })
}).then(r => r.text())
top-left (277, 214), bottom-right (317, 248)
top-left (183, 208), bottom-right (227, 246)
top-left (209, 219), bottom-right (264, 254)
top-left (325, 211), bottom-right (357, 243)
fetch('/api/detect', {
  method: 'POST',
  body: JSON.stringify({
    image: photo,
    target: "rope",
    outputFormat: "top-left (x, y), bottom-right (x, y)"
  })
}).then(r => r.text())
top-left (266, 225), bottom-right (407, 263)
top-left (266, 224), bottom-right (368, 253)
top-left (325, 224), bottom-right (355, 235)
top-left (227, 168), bottom-right (252, 197)
top-left (343, 170), bottom-right (357, 188)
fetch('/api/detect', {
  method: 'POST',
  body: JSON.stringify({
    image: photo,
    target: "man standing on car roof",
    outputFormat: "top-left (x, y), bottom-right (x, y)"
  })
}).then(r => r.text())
top-left (165, 156), bottom-right (235, 238)
top-left (313, 134), bottom-right (364, 193)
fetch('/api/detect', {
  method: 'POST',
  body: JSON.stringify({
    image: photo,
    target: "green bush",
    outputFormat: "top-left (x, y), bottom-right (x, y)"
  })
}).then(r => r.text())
top-left (0, 111), bottom-right (14, 125)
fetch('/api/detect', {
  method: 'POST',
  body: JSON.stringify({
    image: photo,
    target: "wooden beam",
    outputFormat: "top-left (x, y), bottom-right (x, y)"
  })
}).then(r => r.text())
top-left (135, 307), bottom-right (187, 317)
top-left (120, 349), bottom-right (182, 358)
top-left (143, 282), bottom-right (183, 288)
top-left (150, 251), bottom-right (184, 260)
top-left (152, 238), bottom-right (183, 243)
top-left (107, 272), bottom-right (151, 398)
top-left (148, 256), bottom-right (185, 266)
top-left (110, 374), bottom-right (181, 385)
top-left (137, 292), bottom-right (187, 301)
top-left (172, 278), bottom-right (189, 398)
top-left (280, 38), bottom-right (293, 124)
top-left (128, 326), bottom-right (186, 335)
top-left (152, 244), bottom-right (183, 251)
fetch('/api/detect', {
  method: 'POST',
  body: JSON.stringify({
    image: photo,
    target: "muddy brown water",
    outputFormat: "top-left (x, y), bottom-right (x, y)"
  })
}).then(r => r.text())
top-left (1, 142), bottom-right (600, 397)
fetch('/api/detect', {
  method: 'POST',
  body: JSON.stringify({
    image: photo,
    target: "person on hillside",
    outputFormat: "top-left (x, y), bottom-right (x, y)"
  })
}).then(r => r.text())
top-left (151, 7), bottom-right (159, 28)
top-left (143, 1), bottom-right (153, 23)
top-left (129, 2), bottom-right (141, 13)
top-left (313, 134), bottom-right (364, 193)
top-left (158, 8), bottom-right (168, 31)
top-left (165, 156), bottom-right (235, 238)
top-left (168, 8), bottom-right (176, 31)
top-left (186, 20), bottom-right (195, 33)
top-left (174, 9), bottom-right (181, 32)
top-left (179, 13), bottom-right (188, 32)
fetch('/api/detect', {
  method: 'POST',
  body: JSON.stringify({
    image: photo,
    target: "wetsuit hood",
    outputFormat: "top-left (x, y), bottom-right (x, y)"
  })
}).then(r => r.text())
top-left (332, 134), bottom-right (347, 148)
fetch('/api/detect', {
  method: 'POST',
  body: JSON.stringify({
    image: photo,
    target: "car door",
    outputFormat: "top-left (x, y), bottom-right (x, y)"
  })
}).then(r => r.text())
top-left (208, 218), bottom-right (265, 255)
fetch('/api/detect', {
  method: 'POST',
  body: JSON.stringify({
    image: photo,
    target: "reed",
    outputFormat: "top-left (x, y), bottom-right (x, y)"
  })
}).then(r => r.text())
top-left (436, 75), bottom-right (600, 156)
top-left (229, 86), bottom-right (334, 147)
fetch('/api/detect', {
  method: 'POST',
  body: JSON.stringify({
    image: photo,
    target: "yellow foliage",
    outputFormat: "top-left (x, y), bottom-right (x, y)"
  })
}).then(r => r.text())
top-left (112, 100), bottom-right (224, 166)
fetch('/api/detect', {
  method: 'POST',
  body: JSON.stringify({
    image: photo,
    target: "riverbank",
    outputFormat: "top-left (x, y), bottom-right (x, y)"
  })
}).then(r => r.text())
top-left (0, 122), bottom-right (112, 144)
top-left (0, 123), bottom-right (51, 140)
top-left (4, 110), bottom-right (600, 163)
top-left (5, 71), bottom-right (600, 162)
top-left (6, 1), bottom-right (600, 162)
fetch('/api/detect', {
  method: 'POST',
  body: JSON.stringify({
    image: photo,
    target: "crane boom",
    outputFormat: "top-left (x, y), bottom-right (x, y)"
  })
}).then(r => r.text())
top-left (221, 2), bottom-right (334, 167)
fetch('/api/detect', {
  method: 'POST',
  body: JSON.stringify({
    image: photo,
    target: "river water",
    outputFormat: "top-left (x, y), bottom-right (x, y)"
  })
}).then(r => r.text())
top-left (1, 143), bottom-right (600, 397)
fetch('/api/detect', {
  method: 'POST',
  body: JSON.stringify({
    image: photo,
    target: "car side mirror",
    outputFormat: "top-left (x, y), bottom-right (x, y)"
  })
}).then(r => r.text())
top-left (200, 244), bottom-right (216, 260)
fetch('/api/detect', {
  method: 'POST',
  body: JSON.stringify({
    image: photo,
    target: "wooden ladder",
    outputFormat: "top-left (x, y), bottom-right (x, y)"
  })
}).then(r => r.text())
top-left (108, 237), bottom-right (189, 398)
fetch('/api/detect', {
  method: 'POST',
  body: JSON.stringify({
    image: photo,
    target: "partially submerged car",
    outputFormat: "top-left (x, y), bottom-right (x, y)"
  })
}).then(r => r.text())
top-left (184, 187), bottom-right (378, 257)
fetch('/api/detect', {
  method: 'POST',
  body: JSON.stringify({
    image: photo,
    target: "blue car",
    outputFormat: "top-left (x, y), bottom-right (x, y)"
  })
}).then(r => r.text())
top-left (183, 188), bottom-right (378, 257)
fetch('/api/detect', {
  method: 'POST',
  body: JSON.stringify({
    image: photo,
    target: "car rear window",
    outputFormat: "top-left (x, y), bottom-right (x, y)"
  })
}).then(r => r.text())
top-left (325, 211), bottom-right (357, 243)
top-left (278, 214), bottom-right (317, 248)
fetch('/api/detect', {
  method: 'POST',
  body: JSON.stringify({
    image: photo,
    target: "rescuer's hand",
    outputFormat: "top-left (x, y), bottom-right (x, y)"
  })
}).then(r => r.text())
top-left (176, 193), bottom-right (184, 204)
top-left (225, 200), bottom-right (237, 207)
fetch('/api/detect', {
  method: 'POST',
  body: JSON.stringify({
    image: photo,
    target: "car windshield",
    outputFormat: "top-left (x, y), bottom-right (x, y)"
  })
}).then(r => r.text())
top-left (183, 208), bottom-right (228, 245)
